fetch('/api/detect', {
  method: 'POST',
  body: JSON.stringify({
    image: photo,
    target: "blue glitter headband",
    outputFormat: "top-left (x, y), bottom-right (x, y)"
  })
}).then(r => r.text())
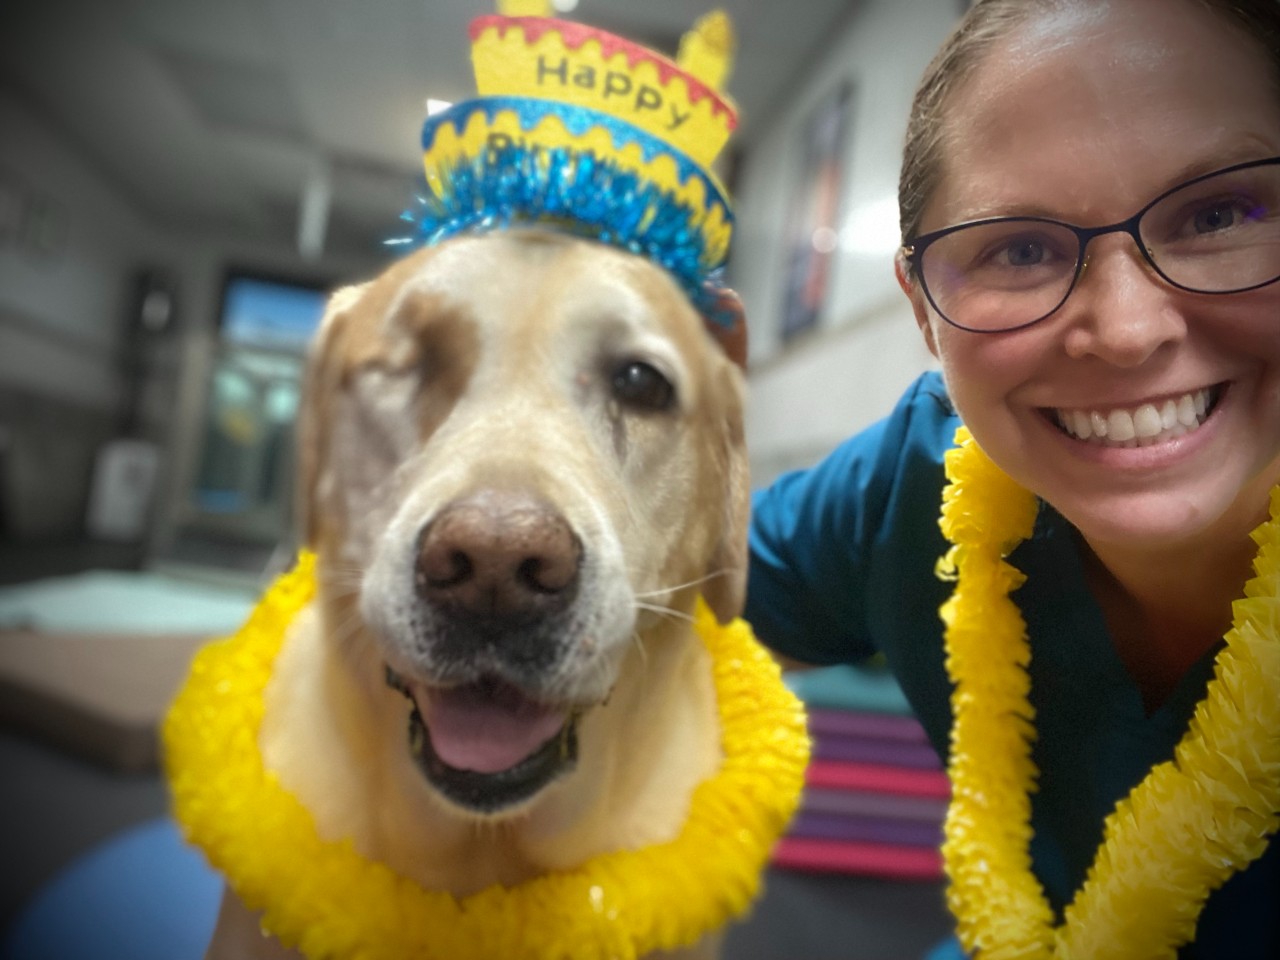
top-left (390, 140), bottom-right (731, 316)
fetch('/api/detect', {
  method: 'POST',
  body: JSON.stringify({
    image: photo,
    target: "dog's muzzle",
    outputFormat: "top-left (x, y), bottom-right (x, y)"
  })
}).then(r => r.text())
top-left (387, 489), bottom-right (588, 812)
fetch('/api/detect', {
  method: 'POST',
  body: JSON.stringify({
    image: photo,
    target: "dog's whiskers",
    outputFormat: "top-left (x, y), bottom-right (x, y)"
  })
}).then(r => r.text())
top-left (631, 568), bottom-right (729, 601)
top-left (628, 630), bottom-right (649, 664)
top-left (317, 596), bottom-right (373, 652)
top-left (634, 600), bottom-right (696, 626)
top-left (318, 562), bottom-right (367, 593)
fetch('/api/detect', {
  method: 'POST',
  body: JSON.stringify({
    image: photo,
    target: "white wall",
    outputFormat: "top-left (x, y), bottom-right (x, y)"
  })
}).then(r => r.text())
top-left (732, 0), bottom-right (961, 485)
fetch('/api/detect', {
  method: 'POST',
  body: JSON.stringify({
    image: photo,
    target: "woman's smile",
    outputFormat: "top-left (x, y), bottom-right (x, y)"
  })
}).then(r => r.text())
top-left (1046, 384), bottom-right (1221, 447)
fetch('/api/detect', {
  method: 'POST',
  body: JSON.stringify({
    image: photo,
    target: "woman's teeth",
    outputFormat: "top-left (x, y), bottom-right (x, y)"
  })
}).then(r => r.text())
top-left (1055, 388), bottom-right (1215, 447)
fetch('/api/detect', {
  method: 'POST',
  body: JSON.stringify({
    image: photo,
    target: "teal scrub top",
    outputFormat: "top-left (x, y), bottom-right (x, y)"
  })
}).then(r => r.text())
top-left (745, 371), bottom-right (1278, 957)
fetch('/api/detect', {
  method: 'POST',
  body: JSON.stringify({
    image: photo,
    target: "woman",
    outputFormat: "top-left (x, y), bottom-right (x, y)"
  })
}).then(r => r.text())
top-left (745, 0), bottom-right (1280, 956)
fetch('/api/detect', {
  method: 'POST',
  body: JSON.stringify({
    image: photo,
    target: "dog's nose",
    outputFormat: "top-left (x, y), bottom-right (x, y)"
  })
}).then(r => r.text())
top-left (415, 491), bottom-right (582, 622)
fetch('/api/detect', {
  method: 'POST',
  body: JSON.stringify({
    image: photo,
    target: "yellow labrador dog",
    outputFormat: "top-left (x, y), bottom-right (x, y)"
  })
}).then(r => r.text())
top-left (204, 229), bottom-right (749, 959)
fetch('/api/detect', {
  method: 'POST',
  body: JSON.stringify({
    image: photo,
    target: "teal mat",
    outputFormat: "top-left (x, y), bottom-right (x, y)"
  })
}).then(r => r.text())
top-left (785, 663), bottom-right (913, 716)
top-left (0, 571), bottom-right (256, 636)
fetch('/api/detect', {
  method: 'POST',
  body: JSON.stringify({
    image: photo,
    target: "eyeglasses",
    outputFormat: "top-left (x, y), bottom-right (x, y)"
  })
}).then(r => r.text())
top-left (901, 156), bottom-right (1280, 333)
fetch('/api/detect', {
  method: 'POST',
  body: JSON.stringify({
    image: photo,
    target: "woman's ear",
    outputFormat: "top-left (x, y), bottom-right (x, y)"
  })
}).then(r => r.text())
top-left (895, 252), bottom-right (939, 360)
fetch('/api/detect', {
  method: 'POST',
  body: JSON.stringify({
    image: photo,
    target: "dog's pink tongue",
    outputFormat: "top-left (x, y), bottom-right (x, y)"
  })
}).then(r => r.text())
top-left (417, 681), bottom-right (568, 774)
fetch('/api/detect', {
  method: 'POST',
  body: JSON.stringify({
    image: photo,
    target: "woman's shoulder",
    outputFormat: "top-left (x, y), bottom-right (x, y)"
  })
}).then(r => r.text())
top-left (892, 369), bottom-right (955, 430)
top-left (829, 369), bottom-right (960, 481)
top-left (755, 370), bottom-right (959, 508)
top-left (750, 370), bottom-right (960, 555)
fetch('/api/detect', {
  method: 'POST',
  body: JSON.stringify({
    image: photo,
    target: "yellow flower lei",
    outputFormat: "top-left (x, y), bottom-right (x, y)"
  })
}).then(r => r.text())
top-left (937, 427), bottom-right (1280, 960)
top-left (163, 553), bottom-right (809, 960)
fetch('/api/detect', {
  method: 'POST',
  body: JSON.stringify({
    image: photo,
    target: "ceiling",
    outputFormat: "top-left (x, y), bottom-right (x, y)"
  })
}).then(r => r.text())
top-left (1, 0), bottom-right (860, 262)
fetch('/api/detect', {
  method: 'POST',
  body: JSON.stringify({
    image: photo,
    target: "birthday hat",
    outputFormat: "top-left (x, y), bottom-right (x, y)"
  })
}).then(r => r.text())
top-left (393, 0), bottom-right (739, 320)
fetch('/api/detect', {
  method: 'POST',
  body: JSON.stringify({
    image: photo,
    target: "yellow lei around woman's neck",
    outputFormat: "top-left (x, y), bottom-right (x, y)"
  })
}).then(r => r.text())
top-left (937, 427), bottom-right (1280, 960)
top-left (163, 552), bottom-right (809, 960)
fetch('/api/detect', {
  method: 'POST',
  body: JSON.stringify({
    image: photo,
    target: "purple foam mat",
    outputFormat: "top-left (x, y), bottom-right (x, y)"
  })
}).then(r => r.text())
top-left (806, 708), bottom-right (931, 743)
top-left (787, 810), bottom-right (944, 848)
top-left (801, 787), bottom-right (948, 823)
top-left (809, 735), bottom-right (942, 770)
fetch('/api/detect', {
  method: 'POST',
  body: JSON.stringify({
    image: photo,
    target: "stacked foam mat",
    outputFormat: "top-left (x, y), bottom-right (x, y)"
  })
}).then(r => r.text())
top-left (774, 664), bottom-right (949, 880)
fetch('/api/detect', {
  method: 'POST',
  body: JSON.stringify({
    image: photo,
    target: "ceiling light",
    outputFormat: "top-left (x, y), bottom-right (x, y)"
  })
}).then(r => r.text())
top-left (425, 98), bottom-right (453, 116)
top-left (297, 160), bottom-right (331, 260)
top-left (551, 0), bottom-right (579, 12)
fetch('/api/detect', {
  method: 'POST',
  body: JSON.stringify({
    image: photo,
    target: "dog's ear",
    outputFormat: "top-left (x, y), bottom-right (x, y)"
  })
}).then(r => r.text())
top-left (295, 283), bottom-right (368, 550)
top-left (701, 363), bottom-right (750, 624)
top-left (701, 285), bottom-right (748, 369)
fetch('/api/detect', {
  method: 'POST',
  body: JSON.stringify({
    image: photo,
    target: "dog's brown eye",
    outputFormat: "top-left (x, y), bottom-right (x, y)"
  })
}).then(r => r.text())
top-left (611, 361), bottom-right (674, 412)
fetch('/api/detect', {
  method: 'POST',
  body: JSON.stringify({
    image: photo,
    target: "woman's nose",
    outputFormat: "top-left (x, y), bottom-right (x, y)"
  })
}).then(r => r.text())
top-left (1060, 237), bottom-right (1187, 366)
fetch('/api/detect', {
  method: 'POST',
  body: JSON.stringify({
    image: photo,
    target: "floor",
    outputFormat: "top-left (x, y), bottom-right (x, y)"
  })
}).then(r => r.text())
top-left (0, 731), bottom-right (169, 935)
top-left (0, 538), bottom-right (957, 959)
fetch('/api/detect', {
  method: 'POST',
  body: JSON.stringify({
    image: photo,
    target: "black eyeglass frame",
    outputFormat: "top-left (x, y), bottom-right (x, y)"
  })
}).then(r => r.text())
top-left (900, 155), bottom-right (1280, 334)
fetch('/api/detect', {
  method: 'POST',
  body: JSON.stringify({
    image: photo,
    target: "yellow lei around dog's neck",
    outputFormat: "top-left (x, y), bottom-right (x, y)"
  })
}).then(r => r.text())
top-left (164, 552), bottom-right (809, 960)
top-left (937, 427), bottom-right (1280, 960)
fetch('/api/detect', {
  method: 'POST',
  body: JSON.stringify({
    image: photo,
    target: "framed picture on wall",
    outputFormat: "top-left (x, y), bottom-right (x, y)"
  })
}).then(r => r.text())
top-left (778, 79), bottom-right (853, 343)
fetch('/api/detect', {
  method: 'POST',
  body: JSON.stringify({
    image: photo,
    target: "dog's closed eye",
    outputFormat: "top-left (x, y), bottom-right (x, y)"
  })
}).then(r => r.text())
top-left (610, 360), bottom-right (675, 412)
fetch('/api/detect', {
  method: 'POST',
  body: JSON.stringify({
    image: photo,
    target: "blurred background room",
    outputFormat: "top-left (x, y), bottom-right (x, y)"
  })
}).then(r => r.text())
top-left (0, 1), bottom-right (964, 957)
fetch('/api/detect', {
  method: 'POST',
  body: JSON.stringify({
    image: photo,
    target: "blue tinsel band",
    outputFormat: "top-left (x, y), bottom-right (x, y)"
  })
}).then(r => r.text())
top-left (390, 140), bottom-right (730, 318)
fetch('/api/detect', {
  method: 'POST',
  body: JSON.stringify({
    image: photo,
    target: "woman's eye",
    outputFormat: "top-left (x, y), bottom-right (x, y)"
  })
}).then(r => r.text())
top-left (1001, 238), bottom-right (1047, 267)
top-left (970, 232), bottom-right (1064, 272)
top-left (611, 361), bottom-right (675, 412)
top-left (1192, 200), bottom-right (1243, 235)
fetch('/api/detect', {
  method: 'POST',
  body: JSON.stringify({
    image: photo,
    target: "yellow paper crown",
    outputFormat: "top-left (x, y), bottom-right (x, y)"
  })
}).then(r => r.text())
top-left (401, 1), bottom-right (740, 313)
top-left (470, 3), bottom-right (737, 168)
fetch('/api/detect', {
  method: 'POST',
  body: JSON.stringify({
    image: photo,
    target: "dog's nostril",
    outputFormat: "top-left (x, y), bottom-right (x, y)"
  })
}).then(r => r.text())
top-left (517, 549), bottom-right (578, 595)
top-left (421, 550), bottom-right (472, 589)
top-left (518, 557), bottom-right (547, 593)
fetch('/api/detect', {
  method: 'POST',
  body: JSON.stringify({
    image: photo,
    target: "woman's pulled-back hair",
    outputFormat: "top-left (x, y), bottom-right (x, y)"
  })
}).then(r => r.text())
top-left (897, 0), bottom-right (1280, 260)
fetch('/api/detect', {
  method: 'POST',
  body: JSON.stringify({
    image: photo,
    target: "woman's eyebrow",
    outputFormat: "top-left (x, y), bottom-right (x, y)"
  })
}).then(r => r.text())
top-left (933, 142), bottom-right (1280, 231)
